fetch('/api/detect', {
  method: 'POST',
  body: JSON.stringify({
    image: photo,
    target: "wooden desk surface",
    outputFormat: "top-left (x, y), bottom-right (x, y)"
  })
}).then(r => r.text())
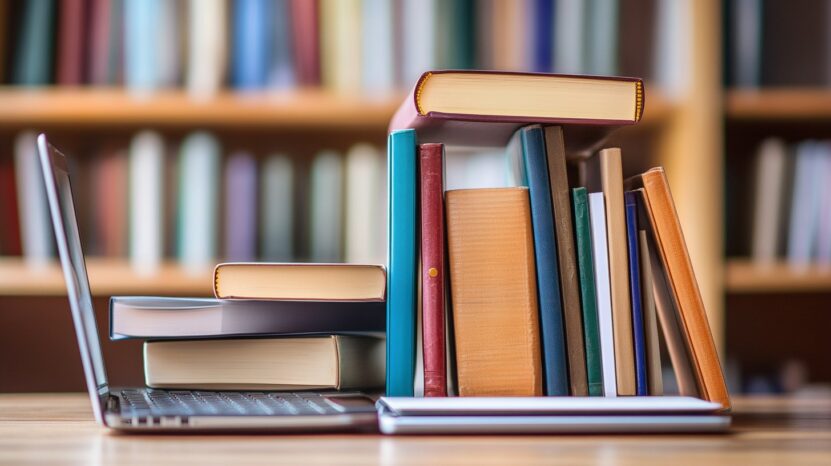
top-left (0, 394), bottom-right (829, 465)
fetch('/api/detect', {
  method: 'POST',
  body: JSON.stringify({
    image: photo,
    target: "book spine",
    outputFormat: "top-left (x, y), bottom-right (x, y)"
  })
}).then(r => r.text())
top-left (178, 133), bottom-right (220, 273)
top-left (260, 155), bottom-right (294, 261)
top-left (14, 131), bottom-right (53, 265)
top-left (345, 144), bottom-right (382, 263)
top-left (224, 152), bottom-right (258, 262)
top-left (231, 0), bottom-right (272, 89)
top-left (625, 191), bottom-right (648, 396)
top-left (520, 126), bottom-right (569, 396)
top-left (290, 0), bottom-right (320, 85)
top-left (386, 129), bottom-right (417, 397)
top-left (269, 0), bottom-right (296, 89)
top-left (572, 187), bottom-right (603, 396)
top-left (588, 192), bottom-right (617, 397)
top-left (419, 143), bottom-right (447, 397)
top-left (128, 131), bottom-right (164, 273)
top-left (309, 151), bottom-right (344, 262)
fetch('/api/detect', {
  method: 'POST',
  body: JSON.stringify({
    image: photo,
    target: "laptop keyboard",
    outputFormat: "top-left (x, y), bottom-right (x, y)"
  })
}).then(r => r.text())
top-left (119, 389), bottom-right (343, 417)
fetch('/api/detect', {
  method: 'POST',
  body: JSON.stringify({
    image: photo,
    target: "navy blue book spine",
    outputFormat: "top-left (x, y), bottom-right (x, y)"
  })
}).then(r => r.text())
top-left (521, 126), bottom-right (569, 396)
top-left (624, 191), bottom-right (648, 396)
top-left (531, 0), bottom-right (554, 72)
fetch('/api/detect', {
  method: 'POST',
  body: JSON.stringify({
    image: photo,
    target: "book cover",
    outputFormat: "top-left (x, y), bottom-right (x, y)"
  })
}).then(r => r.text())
top-left (419, 143), bottom-right (447, 397)
top-left (624, 191), bottom-right (648, 396)
top-left (588, 192), bottom-right (617, 397)
top-left (446, 188), bottom-right (543, 396)
top-left (15, 131), bottom-right (53, 265)
top-left (177, 133), bottom-right (220, 272)
top-left (544, 126), bottom-right (588, 395)
top-left (628, 169), bottom-right (731, 410)
top-left (290, 0), bottom-right (320, 85)
top-left (128, 131), bottom-right (164, 273)
top-left (260, 155), bottom-right (293, 261)
top-left (585, 147), bottom-right (636, 396)
top-left (572, 187), bottom-right (603, 396)
top-left (520, 126), bottom-right (569, 396)
top-left (231, 0), bottom-right (272, 89)
top-left (309, 151), bottom-right (344, 262)
top-left (386, 129), bottom-right (418, 397)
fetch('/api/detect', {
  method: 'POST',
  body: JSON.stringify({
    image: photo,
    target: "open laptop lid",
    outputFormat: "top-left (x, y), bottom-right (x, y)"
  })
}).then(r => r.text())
top-left (37, 134), bottom-right (109, 424)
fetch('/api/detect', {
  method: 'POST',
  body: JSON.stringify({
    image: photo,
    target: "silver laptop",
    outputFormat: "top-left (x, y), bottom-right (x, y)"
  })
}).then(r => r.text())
top-left (37, 134), bottom-right (378, 432)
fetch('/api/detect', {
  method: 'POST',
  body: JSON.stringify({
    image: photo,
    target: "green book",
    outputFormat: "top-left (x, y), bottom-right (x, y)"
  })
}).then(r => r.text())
top-left (572, 187), bottom-right (604, 396)
top-left (13, 0), bottom-right (56, 86)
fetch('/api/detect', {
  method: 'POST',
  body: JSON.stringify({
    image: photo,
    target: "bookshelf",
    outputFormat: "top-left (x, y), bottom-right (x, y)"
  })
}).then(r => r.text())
top-left (725, 260), bottom-right (831, 293)
top-left (726, 89), bottom-right (831, 120)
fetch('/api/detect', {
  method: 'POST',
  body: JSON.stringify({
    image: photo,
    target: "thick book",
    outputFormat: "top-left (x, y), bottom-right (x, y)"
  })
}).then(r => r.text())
top-left (260, 154), bottom-right (293, 261)
top-left (446, 188), bottom-right (543, 396)
top-left (214, 263), bottom-right (386, 301)
top-left (544, 126), bottom-right (588, 395)
top-left (128, 131), bottom-right (164, 273)
top-left (309, 151), bottom-right (344, 262)
top-left (290, 0), bottom-right (320, 85)
top-left (386, 129), bottom-right (418, 397)
top-left (584, 147), bottom-right (636, 396)
top-left (624, 191), bottom-right (648, 396)
top-left (626, 169), bottom-right (731, 410)
top-left (419, 143), bottom-right (447, 397)
top-left (177, 132), bottom-right (220, 272)
top-left (588, 192), bottom-right (617, 397)
top-left (109, 296), bottom-right (384, 340)
top-left (390, 70), bottom-right (644, 148)
top-left (224, 152), bottom-right (257, 262)
top-left (572, 187), bottom-right (603, 396)
top-left (520, 127), bottom-right (569, 396)
top-left (144, 335), bottom-right (385, 390)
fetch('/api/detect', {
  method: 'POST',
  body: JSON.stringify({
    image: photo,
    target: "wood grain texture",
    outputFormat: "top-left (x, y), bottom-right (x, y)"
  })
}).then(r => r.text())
top-left (446, 188), bottom-right (542, 396)
top-left (0, 394), bottom-right (829, 465)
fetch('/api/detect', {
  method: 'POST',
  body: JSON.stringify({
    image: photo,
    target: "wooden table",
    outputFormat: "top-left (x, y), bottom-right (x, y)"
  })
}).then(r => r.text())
top-left (1, 394), bottom-right (829, 465)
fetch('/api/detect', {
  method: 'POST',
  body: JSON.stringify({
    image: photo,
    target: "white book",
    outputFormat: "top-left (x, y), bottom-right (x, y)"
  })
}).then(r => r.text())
top-left (787, 142), bottom-right (821, 267)
top-left (816, 143), bottom-right (831, 265)
top-left (361, 0), bottom-right (394, 92)
top-left (260, 155), bottom-right (294, 261)
top-left (554, 0), bottom-right (585, 74)
top-left (751, 138), bottom-right (787, 264)
top-left (586, 0), bottom-right (619, 75)
top-left (401, 0), bottom-right (436, 88)
top-left (128, 131), bottom-right (165, 274)
top-left (177, 132), bottom-right (220, 274)
top-left (14, 131), bottom-right (53, 266)
top-left (589, 192), bottom-right (617, 397)
top-left (309, 151), bottom-right (344, 262)
top-left (345, 144), bottom-right (382, 263)
top-left (186, 0), bottom-right (226, 100)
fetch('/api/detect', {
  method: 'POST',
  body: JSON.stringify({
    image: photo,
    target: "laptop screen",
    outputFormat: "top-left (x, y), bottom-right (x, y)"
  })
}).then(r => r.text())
top-left (37, 136), bottom-right (109, 408)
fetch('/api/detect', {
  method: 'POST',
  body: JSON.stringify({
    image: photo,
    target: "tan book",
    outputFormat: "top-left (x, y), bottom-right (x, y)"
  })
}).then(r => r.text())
top-left (446, 188), bottom-right (543, 396)
top-left (627, 169), bottom-right (731, 410)
top-left (213, 263), bottom-right (386, 301)
top-left (144, 335), bottom-right (385, 390)
top-left (544, 126), bottom-right (587, 395)
top-left (584, 148), bottom-right (636, 395)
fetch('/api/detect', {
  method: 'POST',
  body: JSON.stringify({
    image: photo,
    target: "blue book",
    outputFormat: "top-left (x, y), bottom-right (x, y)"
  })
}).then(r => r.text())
top-left (530, 0), bottom-right (554, 72)
top-left (124, 0), bottom-right (160, 92)
top-left (232, 0), bottom-right (273, 89)
top-left (269, 0), bottom-right (296, 88)
top-left (624, 191), bottom-right (648, 396)
top-left (520, 126), bottom-right (569, 396)
top-left (386, 129), bottom-right (417, 396)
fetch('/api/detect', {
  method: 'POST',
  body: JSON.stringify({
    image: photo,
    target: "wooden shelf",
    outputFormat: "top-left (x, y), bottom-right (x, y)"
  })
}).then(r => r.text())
top-left (0, 88), bottom-right (402, 129)
top-left (0, 258), bottom-right (213, 296)
top-left (726, 259), bottom-right (831, 293)
top-left (726, 88), bottom-right (831, 120)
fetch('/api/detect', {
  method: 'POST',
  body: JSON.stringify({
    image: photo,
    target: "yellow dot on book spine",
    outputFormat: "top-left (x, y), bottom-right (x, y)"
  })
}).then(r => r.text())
top-left (428, 267), bottom-right (438, 278)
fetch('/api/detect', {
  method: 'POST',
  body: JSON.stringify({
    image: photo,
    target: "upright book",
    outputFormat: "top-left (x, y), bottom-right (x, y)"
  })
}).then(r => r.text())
top-left (390, 70), bottom-right (644, 148)
top-left (624, 191), bottom-right (648, 396)
top-left (588, 192), bottom-right (618, 397)
top-left (419, 143), bottom-right (447, 397)
top-left (386, 129), bottom-right (418, 396)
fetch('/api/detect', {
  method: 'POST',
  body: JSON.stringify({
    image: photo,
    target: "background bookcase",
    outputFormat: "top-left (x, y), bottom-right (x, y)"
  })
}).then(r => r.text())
top-left (9, 0), bottom-right (820, 395)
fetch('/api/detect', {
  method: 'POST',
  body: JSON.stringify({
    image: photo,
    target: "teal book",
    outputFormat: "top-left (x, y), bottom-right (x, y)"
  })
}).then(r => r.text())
top-left (13, 0), bottom-right (56, 85)
top-left (386, 129), bottom-right (417, 396)
top-left (572, 187), bottom-right (604, 396)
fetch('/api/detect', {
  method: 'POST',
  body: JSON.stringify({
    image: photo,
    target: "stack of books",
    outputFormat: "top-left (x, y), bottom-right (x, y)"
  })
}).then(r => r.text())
top-left (386, 71), bottom-right (730, 409)
top-left (110, 263), bottom-right (386, 391)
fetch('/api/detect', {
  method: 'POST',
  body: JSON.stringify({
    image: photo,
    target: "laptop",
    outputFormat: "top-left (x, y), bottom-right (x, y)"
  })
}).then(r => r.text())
top-left (37, 134), bottom-right (378, 432)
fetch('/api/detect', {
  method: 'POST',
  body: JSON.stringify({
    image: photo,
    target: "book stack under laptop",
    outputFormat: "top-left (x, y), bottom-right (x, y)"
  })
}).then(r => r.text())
top-left (386, 71), bottom-right (730, 410)
top-left (110, 263), bottom-right (386, 391)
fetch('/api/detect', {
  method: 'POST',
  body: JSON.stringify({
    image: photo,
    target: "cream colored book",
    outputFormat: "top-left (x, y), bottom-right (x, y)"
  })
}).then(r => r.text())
top-left (144, 335), bottom-right (384, 390)
top-left (213, 263), bottom-right (386, 301)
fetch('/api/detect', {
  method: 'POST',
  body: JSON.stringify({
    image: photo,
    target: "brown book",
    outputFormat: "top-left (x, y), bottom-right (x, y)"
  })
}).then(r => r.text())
top-left (626, 170), bottom-right (731, 410)
top-left (584, 148), bottom-right (636, 395)
top-left (56, 0), bottom-right (87, 85)
top-left (446, 188), bottom-right (543, 396)
top-left (543, 126), bottom-right (587, 395)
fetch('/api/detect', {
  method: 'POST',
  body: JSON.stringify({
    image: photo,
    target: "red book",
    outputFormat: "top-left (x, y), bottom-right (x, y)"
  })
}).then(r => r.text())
top-left (0, 156), bottom-right (21, 255)
top-left (87, 0), bottom-right (110, 85)
top-left (390, 70), bottom-right (644, 151)
top-left (419, 143), bottom-right (447, 397)
top-left (56, 0), bottom-right (88, 85)
top-left (291, 0), bottom-right (320, 86)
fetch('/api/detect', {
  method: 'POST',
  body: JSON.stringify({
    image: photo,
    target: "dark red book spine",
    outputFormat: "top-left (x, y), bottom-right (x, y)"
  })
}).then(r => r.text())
top-left (290, 0), bottom-right (320, 86)
top-left (0, 157), bottom-right (21, 255)
top-left (419, 143), bottom-right (447, 397)
top-left (56, 0), bottom-right (88, 85)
